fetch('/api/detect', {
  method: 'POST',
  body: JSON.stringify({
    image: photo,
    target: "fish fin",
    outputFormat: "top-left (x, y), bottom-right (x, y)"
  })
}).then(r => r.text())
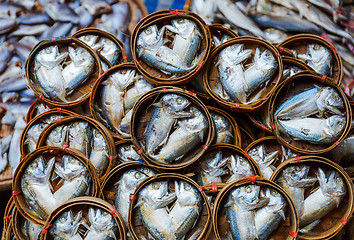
top-left (187, 229), bottom-right (201, 240)
top-left (279, 210), bottom-right (286, 220)
top-left (299, 220), bottom-right (321, 234)
top-left (152, 102), bottom-right (163, 108)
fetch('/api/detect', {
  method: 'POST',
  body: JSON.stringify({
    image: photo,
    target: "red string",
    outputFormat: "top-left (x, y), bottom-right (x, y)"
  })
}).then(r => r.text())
top-left (340, 218), bottom-right (347, 225)
top-left (133, 58), bottom-right (139, 66)
top-left (56, 107), bottom-right (62, 113)
top-left (329, 45), bottom-right (338, 54)
top-left (196, 60), bottom-right (204, 71)
top-left (289, 231), bottom-right (298, 237)
top-left (123, 56), bottom-right (128, 60)
top-left (202, 145), bottom-right (208, 150)
top-left (137, 148), bottom-right (143, 154)
top-left (12, 191), bottom-right (22, 196)
top-left (276, 53), bottom-right (280, 58)
top-left (211, 182), bottom-right (218, 193)
top-left (38, 93), bottom-right (48, 109)
top-left (42, 224), bottom-right (52, 234)
top-left (334, 141), bottom-right (340, 146)
top-left (20, 154), bottom-right (26, 159)
top-left (57, 118), bottom-right (62, 124)
top-left (169, 9), bottom-right (184, 15)
top-left (110, 205), bottom-right (118, 218)
top-left (260, 137), bottom-right (264, 141)
top-left (163, 88), bottom-right (167, 93)
top-left (129, 194), bottom-right (136, 200)
top-left (250, 175), bottom-right (256, 183)
top-left (271, 125), bottom-right (275, 130)
top-left (60, 142), bottom-right (69, 151)
top-left (279, 47), bottom-right (284, 53)
top-left (3, 215), bottom-right (11, 222)
top-left (235, 103), bottom-right (240, 109)
top-left (109, 155), bottom-right (117, 161)
top-left (321, 75), bottom-right (327, 83)
top-left (116, 134), bottom-right (121, 138)
top-left (296, 156), bottom-right (300, 163)
top-left (198, 186), bottom-right (209, 192)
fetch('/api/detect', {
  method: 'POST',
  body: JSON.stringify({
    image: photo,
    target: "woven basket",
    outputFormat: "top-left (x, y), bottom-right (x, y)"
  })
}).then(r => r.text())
top-left (269, 156), bottom-right (354, 239)
top-left (213, 176), bottom-right (299, 240)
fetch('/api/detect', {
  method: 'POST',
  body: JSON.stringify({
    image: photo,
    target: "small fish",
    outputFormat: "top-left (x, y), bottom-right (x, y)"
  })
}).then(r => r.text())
top-left (275, 86), bottom-right (344, 120)
top-left (170, 181), bottom-right (202, 240)
top-left (89, 129), bottom-right (109, 177)
top-left (116, 143), bottom-right (140, 163)
top-left (277, 115), bottom-right (346, 144)
top-left (227, 155), bottom-right (254, 183)
top-left (329, 133), bottom-right (354, 163)
top-left (0, 135), bottom-right (12, 174)
top-left (123, 76), bottom-right (154, 112)
top-left (297, 44), bottom-right (333, 76)
top-left (255, 188), bottom-right (287, 240)
top-left (282, 65), bottom-right (302, 81)
top-left (67, 121), bottom-right (93, 156)
top-left (53, 155), bottom-right (91, 206)
top-left (190, 0), bottom-right (216, 24)
top-left (9, 116), bottom-right (26, 175)
top-left (85, 208), bottom-right (118, 240)
top-left (211, 112), bottom-right (234, 144)
top-left (277, 165), bottom-right (317, 217)
top-left (34, 46), bottom-right (68, 102)
top-left (136, 181), bottom-right (176, 239)
top-left (50, 211), bottom-right (84, 240)
top-left (45, 125), bottom-right (68, 147)
top-left (145, 93), bottom-right (192, 155)
top-left (300, 168), bottom-right (346, 228)
top-left (115, 167), bottom-right (157, 225)
top-left (248, 145), bottom-right (278, 179)
top-left (225, 185), bottom-right (269, 240)
top-left (152, 107), bottom-right (207, 164)
top-left (197, 151), bottom-right (228, 186)
top-left (97, 37), bottom-right (120, 65)
top-left (21, 219), bottom-right (42, 240)
top-left (118, 109), bottom-right (132, 137)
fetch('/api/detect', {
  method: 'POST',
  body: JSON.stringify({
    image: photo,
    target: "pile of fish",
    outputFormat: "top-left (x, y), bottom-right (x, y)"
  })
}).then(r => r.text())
top-left (0, 3), bottom-right (353, 240)
top-left (136, 18), bottom-right (204, 77)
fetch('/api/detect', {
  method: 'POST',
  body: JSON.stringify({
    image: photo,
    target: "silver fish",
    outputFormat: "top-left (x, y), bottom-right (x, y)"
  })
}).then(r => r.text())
top-left (85, 208), bottom-right (118, 240)
top-left (136, 181), bottom-right (176, 239)
top-left (297, 44), bottom-right (333, 76)
top-left (68, 121), bottom-right (93, 156)
top-left (145, 93), bottom-right (191, 155)
top-left (277, 115), bottom-right (346, 144)
top-left (97, 37), bottom-right (120, 65)
top-left (227, 154), bottom-right (254, 183)
top-left (116, 143), bottom-right (140, 163)
top-left (34, 45), bottom-right (68, 102)
top-left (278, 165), bottom-right (317, 217)
top-left (152, 107), bottom-right (207, 164)
top-left (89, 129), bottom-right (109, 177)
top-left (53, 155), bottom-right (91, 206)
top-left (329, 133), bottom-right (354, 163)
top-left (300, 168), bottom-right (346, 227)
top-left (118, 109), bottom-right (132, 137)
top-left (170, 181), bottom-right (202, 240)
top-left (190, 0), bottom-right (216, 24)
top-left (226, 185), bottom-right (269, 240)
top-left (282, 65), bottom-right (302, 81)
top-left (211, 112), bottom-right (234, 144)
top-left (0, 135), bottom-right (12, 174)
top-left (62, 46), bottom-right (95, 96)
top-left (50, 211), bottom-right (84, 240)
top-left (78, 35), bottom-right (100, 50)
top-left (45, 125), bottom-right (68, 147)
top-left (275, 86), bottom-right (344, 120)
top-left (248, 144), bottom-right (278, 179)
top-left (9, 116), bottom-right (26, 175)
top-left (255, 188), bottom-right (287, 240)
top-left (21, 157), bottom-right (56, 219)
top-left (115, 167), bottom-right (157, 225)
top-left (197, 151), bottom-right (228, 186)
top-left (21, 219), bottom-right (42, 240)
top-left (123, 76), bottom-right (154, 112)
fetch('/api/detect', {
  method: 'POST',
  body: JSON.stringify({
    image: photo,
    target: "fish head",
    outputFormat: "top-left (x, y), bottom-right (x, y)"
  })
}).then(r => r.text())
top-left (89, 208), bottom-right (115, 231)
top-left (79, 35), bottom-right (99, 48)
top-left (326, 115), bottom-right (346, 137)
top-left (120, 168), bottom-right (156, 190)
top-left (323, 87), bottom-right (344, 108)
top-left (161, 93), bottom-right (191, 113)
top-left (308, 44), bottom-right (331, 62)
top-left (137, 25), bottom-right (162, 48)
top-left (263, 188), bottom-right (287, 219)
top-left (211, 112), bottom-right (229, 132)
top-left (231, 185), bottom-right (267, 210)
top-left (283, 165), bottom-right (310, 182)
top-left (57, 155), bottom-right (86, 180)
top-left (175, 180), bottom-right (201, 206)
top-left (317, 168), bottom-right (346, 201)
top-left (51, 210), bottom-right (79, 236)
top-left (170, 18), bottom-right (196, 37)
top-left (257, 49), bottom-right (277, 70)
top-left (229, 155), bottom-right (253, 177)
top-left (26, 157), bottom-right (54, 184)
top-left (223, 44), bottom-right (252, 65)
top-left (178, 108), bottom-right (208, 139)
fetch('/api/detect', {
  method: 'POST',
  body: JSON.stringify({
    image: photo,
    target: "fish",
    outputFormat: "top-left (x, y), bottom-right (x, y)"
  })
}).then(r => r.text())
top-left (329, 133), bottom-right (354, 163)
top-left (67, 121), bottom-right (93, 156)
top-left (53, 155), bottom-right (91, 206)
top-left (85, 208), bottom-right (118, 240)
top-left (300, 168), bottom-right (346, 228)
top-left (277, 165), bottom-right (317, 217)
top-left (97, 37), bottom-right (120, 65)
top-left (118, 109), bottom-right (132, 137)
top-left (144, 93), bottom-right (192, 155)
top-left (89, 129), bottom-right (109, 177)
top-left (21, 157), bottom-right (57, 219)
top-left (225, 185), bottom-right (269, 240)
top-left (21, 219), bottom-right (42, 240)
top-left (34, 45), bottom-right (68, 102)
top-left (62, 46), bottom-right (95, 96)
top-left (217, 0), bottom-right (265, 38)
top-left (297, 44), bottom-right (333, 76)
top-left (248, 145), bottom-right (278, 179)
top-left (170, 181), bottom-right (202, 240)
top-left (275, 86), bottom-right (344, 120)
top-left (9, 116), bottom-right (26, 175)
top-left (116, 143), bottom-right (140, 163)
top-left (190, 0), bottom-right (216, 24)
top-left (45, 125), bottom-right (68, 147)
top-left (50, 211), bottom-right (84, 240)
top-left (197, 151), bottom-right (228, 186)
top-left (123, 75), bottom-right (154, 112)
top-left (17, 12), bottom-right (51, 25)
top-left (0, 135), bottom-right (12, 174)
top-left (264, 28), bottom-right (288, 44)
top-left (217, 44), bottom-right (252, 103)
top-left (39, 22), bottom-right (73, 41)
top-left (211, 112), bottom-right (234, 144)
top-left (255, 188), bottom-right (287, 240)
top-left (115, 167), bottom-right (157, 225)
top-left (280, 145), bottom-right (297, 162)
top-left (282, 65), bottom-right (302, 81)
top-left (277, 115), bottom-right (346, 144)
top-left (78, 35), bottom-right (100, 50)
top-left (44, 2), bottom-right (80, 24)
top-left (8, 24), bottom-right (49, 37)
top-left (151, 107), bottom-right (207, 164)
top-left (100, 70), bottom-right (135, 133)
top-left (165, 18), bottom-right (202, 67)
top-left (0, 17), bottom-right (17, 35)
top-left (227, 154), bottom-right (254, 183)
top-left (136, 181), bottom-right (176, 239)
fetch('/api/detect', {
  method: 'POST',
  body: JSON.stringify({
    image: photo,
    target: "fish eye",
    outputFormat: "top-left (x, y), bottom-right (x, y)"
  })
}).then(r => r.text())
top-left (246, 186), bottom-right (251, 193)
top-left (146, 28), bottom-right (152, 34)
top-left (152, 182), bottom-right (160, 189)
top-left (142, 168), bottom-right (150, 174)
top-left (135, 172), bottom-right (142, 179)
top-left (176, 97), bottom-right (183, 104)
top-left (177, 18), bottom-right (184, 23)
top-left (184, 183), bottom-right (191, 190)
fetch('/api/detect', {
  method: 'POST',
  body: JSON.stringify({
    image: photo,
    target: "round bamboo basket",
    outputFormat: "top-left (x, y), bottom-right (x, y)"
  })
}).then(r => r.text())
top-left (130, 87), bottom-right (214, 170)
top-left (207, 106), bottom-right (241, 146)
top-left (12, 146), bottom-right (99, 226)
top-left (269, 71), bottom-right (352, 155)
top-left (128, 173), bottom-right (211, 240)
top-left (20, 108), bottom-right (76, 157)
top-left (13, 205), bottom-right (42, 240)
top-left (190, 144), bottom-right (260, 187)
top-left (36, 115), bottom-right (116, 180)
top-left (40, 197), bottom-right (126, 240)
top-left (115, 139), bottom-right (142, 164)
top-left (203, 36), bottom-right (283, 112)
top-left (209, 24), bottom-right (239, 49)
top-left (278, 34), bottom-right (342, 85)
top-left (131, 9), bottom-right (211, 85)
top-left (213, 176), bottom-right (299, 240)
top-left (72, 27), bottom-right (127, 66)
top-left (25, 37), bottom-right (102, 108)
top-left (2, 221), bottom-right (14, 240)
top-left (269, 156), bottom-right (354, 239)
top-left (232, 114), bottom-right (256, 150)
top-left (90, 63), bottom-right (154, 140)
top-left (3, 197), bottom-right (15, 231)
